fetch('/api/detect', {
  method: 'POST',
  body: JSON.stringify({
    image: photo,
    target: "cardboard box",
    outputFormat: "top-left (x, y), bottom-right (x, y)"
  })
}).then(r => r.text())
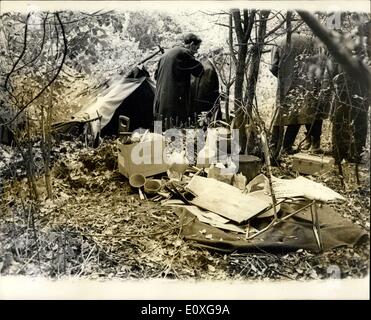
top-left (117, 139), bottom-right (169, 178)
top-left (291, 153), bottom-right (335, 175)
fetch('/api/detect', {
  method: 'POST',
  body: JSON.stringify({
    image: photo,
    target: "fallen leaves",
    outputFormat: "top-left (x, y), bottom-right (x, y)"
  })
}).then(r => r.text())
top-left (0, 138), bottom-right (369, 281)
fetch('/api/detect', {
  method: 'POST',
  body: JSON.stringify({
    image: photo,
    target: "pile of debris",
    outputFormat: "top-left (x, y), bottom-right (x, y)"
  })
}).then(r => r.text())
top-left (113, 130), bottom-right (368, 254)
top-left (0, 128), bottom-right (369, 280)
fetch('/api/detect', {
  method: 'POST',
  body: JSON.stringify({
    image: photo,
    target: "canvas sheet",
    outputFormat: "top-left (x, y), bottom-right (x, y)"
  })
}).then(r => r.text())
top-left (73, 76), bottom-right (155, 138)
top-left (175, 203), bottom-right (368, 253)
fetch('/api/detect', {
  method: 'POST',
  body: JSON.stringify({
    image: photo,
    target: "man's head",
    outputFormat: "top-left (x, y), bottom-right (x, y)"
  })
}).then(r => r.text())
top-left (183, 33), bottom-right (202, 55)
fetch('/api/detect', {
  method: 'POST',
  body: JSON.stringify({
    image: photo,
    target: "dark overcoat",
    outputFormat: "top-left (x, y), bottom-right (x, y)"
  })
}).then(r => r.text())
top-left (270, 33), bottom-right (330, 126)
top-left (331, 62), bottom-right (369, 163)
top-left (154, 46), bottom-right (204, 124)
top-left (190, 57), bottom-right (220, 116)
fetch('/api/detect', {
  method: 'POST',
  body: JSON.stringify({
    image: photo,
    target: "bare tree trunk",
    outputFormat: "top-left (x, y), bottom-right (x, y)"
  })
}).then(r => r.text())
top-left (231, 9), bottom-right (255, 108)
top-left (244, 11), bottom-right (270, 112)
top-left (225, 85), bottom-right (231, 122)
top-left (26, 115), bottom-right (39, 201)
top-left (243, 11), bottom-right (270, 153)
top-left (44, 89), bottom-right (53, 198)
top-left (367, 21), bottom-right (371, 60)
top-left (230, 9), bottom-right (256, 154)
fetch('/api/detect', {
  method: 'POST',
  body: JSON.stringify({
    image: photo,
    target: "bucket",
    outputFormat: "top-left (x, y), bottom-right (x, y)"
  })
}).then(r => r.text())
top-left (144, 179), bottom-right (162, 195)
top-left (238, 155), bottom-right (261, 183)
top-left (129, 173), bottom-right (146, 188)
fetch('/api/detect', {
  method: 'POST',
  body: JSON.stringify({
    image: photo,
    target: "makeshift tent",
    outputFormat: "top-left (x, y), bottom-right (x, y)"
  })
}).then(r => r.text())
top-left (52, 66), bottom-right (155, 142)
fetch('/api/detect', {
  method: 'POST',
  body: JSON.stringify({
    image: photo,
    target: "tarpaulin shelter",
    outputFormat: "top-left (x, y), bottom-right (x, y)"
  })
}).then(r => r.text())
top-left (52, 66), bottom-right (155, 142)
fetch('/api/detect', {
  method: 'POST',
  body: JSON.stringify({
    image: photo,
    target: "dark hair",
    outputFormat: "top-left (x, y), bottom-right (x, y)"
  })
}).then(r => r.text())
top-left (183, 33), bottom-right (202, 45)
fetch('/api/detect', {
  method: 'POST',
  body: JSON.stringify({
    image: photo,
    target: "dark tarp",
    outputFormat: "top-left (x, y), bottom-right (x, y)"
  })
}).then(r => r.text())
top-left (175, 202), bottom-right (368, 253)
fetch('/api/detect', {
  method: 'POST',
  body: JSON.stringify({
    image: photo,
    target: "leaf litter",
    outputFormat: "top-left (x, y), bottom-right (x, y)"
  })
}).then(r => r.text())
top-left (0, 138), bottom-right (369, 281)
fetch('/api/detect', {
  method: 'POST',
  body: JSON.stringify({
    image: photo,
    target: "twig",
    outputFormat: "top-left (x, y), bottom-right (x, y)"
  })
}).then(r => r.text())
top-left (13, 13), bottom-right (49, 73)
top-left (15, 244), bottom-right (43, 275)
top-left (1, 12), bottom-right (68, 127)
top-left (76, 244), bottom-right (96, 277)
top-left (4, 13), bottom-right (31, 91)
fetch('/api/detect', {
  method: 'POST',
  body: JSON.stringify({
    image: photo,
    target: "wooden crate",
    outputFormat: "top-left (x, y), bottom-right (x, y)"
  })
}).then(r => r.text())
top-left (117, 139), bottom-right (169, 178)
top-left (291, 153), bottom-right (335, 175)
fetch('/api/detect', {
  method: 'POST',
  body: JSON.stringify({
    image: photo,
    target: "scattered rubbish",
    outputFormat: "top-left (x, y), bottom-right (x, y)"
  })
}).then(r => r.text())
top-left (118, 115), bottom-right (131, 143)
top-left (144, 179), bottom-right (162, 195)
top-left (270, 176), bottom-right (345, 202)
top-left (196, 125), bottom-right (239, 168)
top-left (117, 131), bottom-right (169, 178)
top-left (207, 163), bottom-right (234, 184)
top-left (238, 155), bottom-right (261, 183)
top-left (161, 199), bottom-right (185, 206)
top-left (129, 173), bottom-right (146, 200)
top-left (291, 153), bottom-right (335, 175)
top-left (207, 264), bottom-right (216, 272)
top-left (167, 150), bottom-right (189, 181)
top-left (129, 173), bottom-right (146, 188)
top-left (232, 173), bottom-right (247, 190)
top-left (245, 174), bottom-right (268, 193)
top-left (186, 175), bottom-right (269, 223)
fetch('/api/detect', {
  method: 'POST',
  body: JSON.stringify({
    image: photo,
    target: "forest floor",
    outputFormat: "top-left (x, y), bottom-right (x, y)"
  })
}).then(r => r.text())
top-left (0, 132), bottom-right (369, 282)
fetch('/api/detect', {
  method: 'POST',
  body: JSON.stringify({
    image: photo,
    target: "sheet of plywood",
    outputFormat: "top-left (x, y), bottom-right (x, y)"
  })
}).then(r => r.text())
top-left (186, 176), bottom-right (269, 223)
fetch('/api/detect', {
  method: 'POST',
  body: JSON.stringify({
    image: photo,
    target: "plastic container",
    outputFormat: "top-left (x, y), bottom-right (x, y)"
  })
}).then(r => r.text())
top-left (238, 155), bottom-right (261, 183)
top-left (144, 179), bottom-right (162, 195)
top-left (129, 173), bottom-right (146, 188)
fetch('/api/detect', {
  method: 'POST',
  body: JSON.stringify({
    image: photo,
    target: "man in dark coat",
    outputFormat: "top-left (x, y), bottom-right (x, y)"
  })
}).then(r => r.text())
top-left (331, 53), bottom-right (369, 164)
top-left (154, 33), bottom-right (204, 127)
top-left (269, 33), bottom-right (331, 157)
top-left (190, 56), bottom-right (222, 122)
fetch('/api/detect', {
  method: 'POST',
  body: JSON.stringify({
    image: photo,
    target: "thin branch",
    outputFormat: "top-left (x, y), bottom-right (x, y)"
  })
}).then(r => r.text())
top-left (291, 21), bottom-right (305, 34)
top-left (200, 10), bottom-right (230, 16)
top-left (215, 22), bottom-right (234, 29)
top-left (228, 14), bottom-right (237, 65)
top-left (9, 10), bottom-right (113, 26)
top-left (14, 13), bottom-right (49, 73)
top-left (1, 12), bottom-right (68, 127)
top-left (4, 13), bottom-right (31, 91)
top-left (265, 18), bottom-right (286, 38)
